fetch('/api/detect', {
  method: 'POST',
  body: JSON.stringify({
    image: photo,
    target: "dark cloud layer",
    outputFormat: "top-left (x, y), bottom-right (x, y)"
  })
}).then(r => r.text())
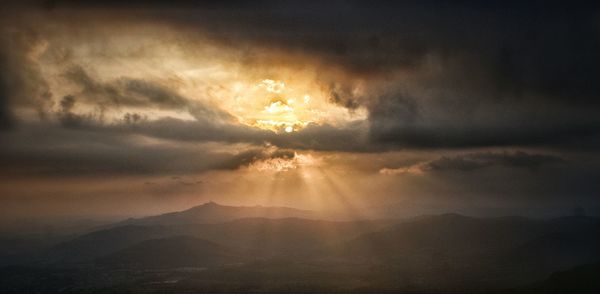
top-left (63, 66), bottom-right (234, 123)
top-left (0, 123), bottom-right (299, 177)
top-left (0, 49), bottom-right (12, 129)
top-left (63, 66), bottom-right (186, 110)
top-left (2, 1), bottom-right (600, 150)
top-left (422, 151), bottom-right (564, 172)
top-left (0, 27), bottom-right (53, 127)
top-left (29, 0), bottom-right (600, 149)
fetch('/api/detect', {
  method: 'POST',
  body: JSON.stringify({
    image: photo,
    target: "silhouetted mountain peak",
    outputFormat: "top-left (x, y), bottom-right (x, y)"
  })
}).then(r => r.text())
top-left (117, 202), bottom-right (317, 226)
top-left (202, 200), bottom-right (223, 207)
top-left (184, 201), bottom-right (226, 211)
top-left (202, 200), bottom-right (220, 207)
top-left (438, 213), bottom-right (471, 220)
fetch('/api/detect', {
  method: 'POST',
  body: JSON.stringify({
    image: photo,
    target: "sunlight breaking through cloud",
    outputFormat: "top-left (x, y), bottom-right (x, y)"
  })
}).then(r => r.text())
top-left (248, 152), bottom-right (320, 172)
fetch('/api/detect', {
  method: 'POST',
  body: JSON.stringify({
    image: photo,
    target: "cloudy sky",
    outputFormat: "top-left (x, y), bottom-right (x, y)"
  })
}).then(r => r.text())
top-left (1, 1), bottom-right (599, 221)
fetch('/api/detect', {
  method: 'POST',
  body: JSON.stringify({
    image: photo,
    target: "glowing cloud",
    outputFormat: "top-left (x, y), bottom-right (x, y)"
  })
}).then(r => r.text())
top-left (248, 152), bottom-right (321, 172)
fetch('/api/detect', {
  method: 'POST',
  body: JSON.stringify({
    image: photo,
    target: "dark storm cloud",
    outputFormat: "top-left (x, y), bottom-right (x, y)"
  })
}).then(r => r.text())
top-left (369, 122), bottom-right (600, 149)
top-left (99, 118), bottom-right (368, 152)
top-left (380, 151), bottom-right (565, 175)
top-left (57, 95), bottom-right (86, 127)
top-left (135, 1), bottom-right (600, 149)
top-left (64, 66), bottom-right (186, 109)
top-left (37, 0), bottom-right (600, 149)
top-left (118, 117), bottom-right (270, 143)
top-left (112, 115), bottom-right (374, 153)
top-left (271, 121), bottom-right (368, 151)
top-left (0, 26), bottom-right (53, 125)
top-left (59, 95), bottom-right (75, 111)
top-left (0, 1), bottom-right (600, 156)
top-left (326, 82), bottom-right (362, 110)
top-left (0, 49), bottom-right (13, 129)
top-left (3, 1), bottom-right (600, 150)
top-left (421, 151), bottom-right (564, 172)
top-left (0, 123), bottom-right (298, 177)
top-left (63, 66), bottom-right (234, 123)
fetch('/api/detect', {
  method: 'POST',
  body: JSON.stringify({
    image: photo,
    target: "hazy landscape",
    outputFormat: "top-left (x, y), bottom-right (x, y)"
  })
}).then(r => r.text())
top-left (1, 202), bottom-right (599, 293)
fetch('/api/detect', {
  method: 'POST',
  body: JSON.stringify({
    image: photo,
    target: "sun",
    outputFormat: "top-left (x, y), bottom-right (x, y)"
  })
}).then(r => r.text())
top-left (220, 78), bottom-right (366, 134)
top-left (248, 80), bottom-right (311, 133)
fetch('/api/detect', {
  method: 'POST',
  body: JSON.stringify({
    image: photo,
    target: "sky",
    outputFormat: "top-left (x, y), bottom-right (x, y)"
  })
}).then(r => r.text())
top-left (1, 0), bottom-right (600, 221)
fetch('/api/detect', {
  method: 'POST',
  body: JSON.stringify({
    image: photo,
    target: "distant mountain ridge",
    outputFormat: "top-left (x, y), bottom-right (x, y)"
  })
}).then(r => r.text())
top-left (4, 204), bottom-right (600, 292)
top-left (47, 217), bottom-right (396, 263)
top-left (341, 213), bottom-right (600, 287)
top-left (117, 201), bottom-right (318, 226)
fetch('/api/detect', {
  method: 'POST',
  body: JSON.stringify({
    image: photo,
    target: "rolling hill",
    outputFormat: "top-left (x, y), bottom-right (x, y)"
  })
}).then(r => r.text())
top-left (46, 217), bottom-right (395, 263)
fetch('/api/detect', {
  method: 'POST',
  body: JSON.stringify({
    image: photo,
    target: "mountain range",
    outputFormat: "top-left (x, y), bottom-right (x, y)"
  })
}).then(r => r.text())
top-left (1, 202), bottom-right (599, 293)
top-left (116, 201), bottom-right (318, 226)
